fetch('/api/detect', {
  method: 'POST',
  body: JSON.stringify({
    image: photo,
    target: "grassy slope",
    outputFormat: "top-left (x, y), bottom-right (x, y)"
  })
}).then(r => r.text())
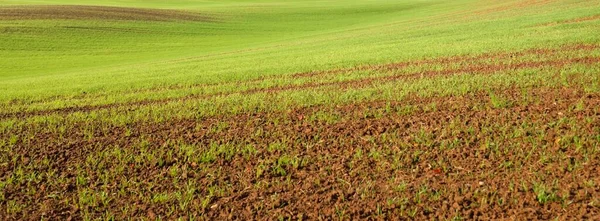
top-left (0, 0), bottom-right (598, 102)
top-left (1, 1), bottom-right (600, 219)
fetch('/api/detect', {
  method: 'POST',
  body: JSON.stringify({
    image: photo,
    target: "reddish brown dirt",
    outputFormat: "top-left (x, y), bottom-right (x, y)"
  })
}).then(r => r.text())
top-left (1, 43), bottom-right (598, 120)
top-left (539, 14), bottom-right (600, 27)
top-left (470, 0), bottom-right (554, 16)
top-left (1, 86), bottom-right (600, 219)
top-left (0, 5), bottom-right (213, 21)
top-left (293, 43), bottom-right (600, 78)
top-left (4, 43), bottom-right (597, 110)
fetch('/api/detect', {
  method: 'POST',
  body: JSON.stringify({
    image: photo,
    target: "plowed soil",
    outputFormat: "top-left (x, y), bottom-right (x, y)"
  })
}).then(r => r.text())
top-left (540, 14), bottom-right (600, 27)
top-left (1, 85), bottom-right (600, 219)
top-left (1, 42), bottom-right (600, 220)
top-left (0, 5), bottom-right (212, 21)
top-left (1, 0), bottom-right (599, 219)
top-left (1, 43), bottom-right (598, 120)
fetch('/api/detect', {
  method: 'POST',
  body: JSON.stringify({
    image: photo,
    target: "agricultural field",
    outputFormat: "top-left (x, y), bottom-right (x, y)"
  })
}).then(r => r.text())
top-left (1, 0), bottom-right (600, 219)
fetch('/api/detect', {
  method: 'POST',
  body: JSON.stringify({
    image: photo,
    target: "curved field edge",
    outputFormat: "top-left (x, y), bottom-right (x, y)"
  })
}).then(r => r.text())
top-left (0, 41), bottom-right (600, 219)
top-left (1, 0), bottom-right (599, 101)
top-left (0, 43), bottom-right (598, 119)
top-left (0, 5), bottom-right (215, 21)
top-left (0, 0), bottom-right (600, 220)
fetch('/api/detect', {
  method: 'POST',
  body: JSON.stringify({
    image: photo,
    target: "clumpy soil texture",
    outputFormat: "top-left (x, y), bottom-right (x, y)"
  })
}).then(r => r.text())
top-left (1, 44), bottom-right (600, 220)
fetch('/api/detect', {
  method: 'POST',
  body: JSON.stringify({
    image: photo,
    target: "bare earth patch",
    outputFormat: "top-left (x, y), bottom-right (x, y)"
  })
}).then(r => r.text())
top-left (2, 86), bottom-right (600, 219)
top-left (0, 5), bottom-right (213, 22)
top-left (0, 43), bottom-right (597, 120)
top-left (538, 14), bottom-right (600, 27)
top-left (470, 0), bottom-right (554, 17)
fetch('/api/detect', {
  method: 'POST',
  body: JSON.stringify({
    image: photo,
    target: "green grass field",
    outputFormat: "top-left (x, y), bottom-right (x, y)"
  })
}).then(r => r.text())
top-left (1, 0), bottom-right (600, 219)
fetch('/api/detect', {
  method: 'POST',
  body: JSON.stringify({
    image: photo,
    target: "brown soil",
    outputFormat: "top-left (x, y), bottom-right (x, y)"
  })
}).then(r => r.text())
top-left (0, 5), bottom-right (213, 21)
top-left (292, 43), bottom-right (599, 78)
top-left (1, 40), bottom-right (599, 219)
top-left (4, 43), bottom-right (596, 110)
top-left (0, 43), bottom-right (598, 120)
top-left (539, 14), bottom-right (600, 27)
top-left (471, 0), bottom-right (554, 16)
top-left (1, 86), bottom-right (600, 219)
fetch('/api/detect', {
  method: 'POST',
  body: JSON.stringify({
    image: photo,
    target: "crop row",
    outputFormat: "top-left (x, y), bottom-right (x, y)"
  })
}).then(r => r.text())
top-left (1, 85), bottom-right (599, 219)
